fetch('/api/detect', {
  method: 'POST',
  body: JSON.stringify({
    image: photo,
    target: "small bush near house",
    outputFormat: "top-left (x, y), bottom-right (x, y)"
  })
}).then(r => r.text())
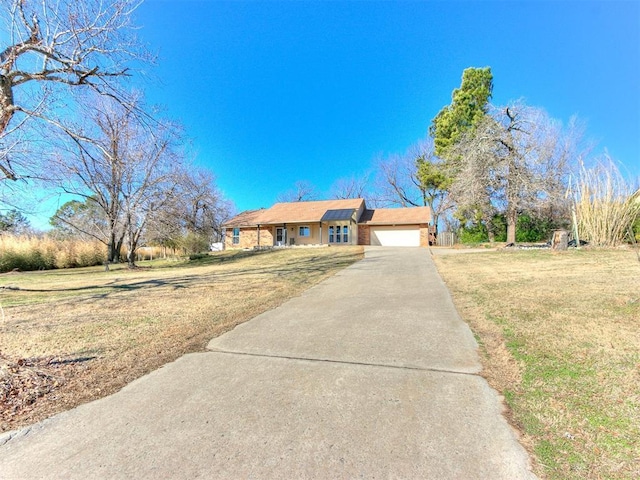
top-left (180, 232), bottom-right (211, 255)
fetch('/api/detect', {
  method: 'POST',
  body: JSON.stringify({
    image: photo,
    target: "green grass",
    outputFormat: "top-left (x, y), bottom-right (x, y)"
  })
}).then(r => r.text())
top-left (434, 248), bottom-right (640, 479)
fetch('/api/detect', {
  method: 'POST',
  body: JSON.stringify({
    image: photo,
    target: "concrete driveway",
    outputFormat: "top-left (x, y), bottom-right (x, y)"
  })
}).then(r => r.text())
top-left (0, 247), bottom-right (536, 479)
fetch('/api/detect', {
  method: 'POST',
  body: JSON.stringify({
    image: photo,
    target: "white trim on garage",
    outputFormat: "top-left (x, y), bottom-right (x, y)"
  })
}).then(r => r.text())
top-left (370, 226), bottom-right (420, 247)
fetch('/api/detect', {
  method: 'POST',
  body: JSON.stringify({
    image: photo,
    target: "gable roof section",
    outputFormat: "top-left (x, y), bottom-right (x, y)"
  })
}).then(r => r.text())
top-left (255, 198), bottom-right (365, 224)
top-left (222, 209), bottom-right (265, 228)
top-left (358, 207), bottom-right (431, 225)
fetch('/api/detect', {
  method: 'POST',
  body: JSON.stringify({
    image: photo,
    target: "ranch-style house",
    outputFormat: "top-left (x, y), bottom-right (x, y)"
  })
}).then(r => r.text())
top-left (223, 198), bottom-right (433, 249)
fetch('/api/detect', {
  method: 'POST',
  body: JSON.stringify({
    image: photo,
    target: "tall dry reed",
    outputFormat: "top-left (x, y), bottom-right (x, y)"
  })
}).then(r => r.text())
top-left (572, 160), bottom-right (640, 247)
top-left (0, 235), bottom-right (106, 272)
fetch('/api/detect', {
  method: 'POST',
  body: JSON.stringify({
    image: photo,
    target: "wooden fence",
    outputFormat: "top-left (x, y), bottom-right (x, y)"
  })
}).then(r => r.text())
top-left (435, 231), bottom-right (457, 247)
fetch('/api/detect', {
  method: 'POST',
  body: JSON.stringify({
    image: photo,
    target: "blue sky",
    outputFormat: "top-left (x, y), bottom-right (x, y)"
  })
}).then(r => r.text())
top-left (24, 0), bottom-right (640, 226)
top-left (133, 0), bottom-right (639, 213)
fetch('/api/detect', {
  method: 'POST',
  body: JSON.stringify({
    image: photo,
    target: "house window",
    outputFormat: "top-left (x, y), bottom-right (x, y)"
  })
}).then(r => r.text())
top-left (343, 226), bottom-right (349, 243)
top-left (329, 226), bottom-right (334, 243)
top-left (335, 226), bottom-right (341, 243)
top-left (299, 226), bottom-right (310, 237)
top-left (232, 227), bottom-right (240, 245)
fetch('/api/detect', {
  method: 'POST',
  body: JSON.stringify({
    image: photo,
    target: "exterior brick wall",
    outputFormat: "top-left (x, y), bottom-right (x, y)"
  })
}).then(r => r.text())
top-left (419, 224), bottom-right (429, 248)
top-left (226, 221), bottom-right (429, 249)
top-left (225, 227), bottom-right (274, 249)
top-left (358, 225), bottom-right (370, 245)
top-left (224, 230), bottom-right (234, 249)
top-left (258, 227), bottom-right (274, 247)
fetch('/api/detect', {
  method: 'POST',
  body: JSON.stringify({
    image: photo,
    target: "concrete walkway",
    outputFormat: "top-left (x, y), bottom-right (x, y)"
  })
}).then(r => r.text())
top-left (0, 247), bottom-right (536, 479)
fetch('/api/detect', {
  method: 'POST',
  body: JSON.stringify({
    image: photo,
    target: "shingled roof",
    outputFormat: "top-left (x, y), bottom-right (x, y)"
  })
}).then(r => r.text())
top-left (254, 198), bottom-right (364, 224)
top-left (358, 207), bottom-right (431, 225)
top-left (223, 200), bottom-right (432, 228)
top-left (222, 209), bottom-right (265, 227)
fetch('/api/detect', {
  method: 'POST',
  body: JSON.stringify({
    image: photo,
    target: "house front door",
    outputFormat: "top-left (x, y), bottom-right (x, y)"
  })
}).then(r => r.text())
top-left (275, 227), bottom-right (286, 246)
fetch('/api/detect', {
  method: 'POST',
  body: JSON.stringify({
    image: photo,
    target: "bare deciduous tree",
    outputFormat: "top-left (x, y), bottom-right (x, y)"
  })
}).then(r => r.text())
top-left (0, 0), bottom-right (148, 182)
top-left (276, 180), bottom-right (318, 203)
top-left (450, 102), bottom-right (577, 243)
top-left (373, 140), bottom-right (452, 230)
top-left (146, 167), bottom-right (233, 251)
top-left (374, 152), bottom-right (421, 208)
top-left (53, 96), bottom-right (180, 267)
top-left (330, 174), bottom-right (370, 200)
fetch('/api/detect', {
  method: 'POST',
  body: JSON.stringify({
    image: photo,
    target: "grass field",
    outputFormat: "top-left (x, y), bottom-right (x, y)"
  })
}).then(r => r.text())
top-left (0, 246), bottom-right (364, 432)
top-left (433, 248), bottom-right (640, 480)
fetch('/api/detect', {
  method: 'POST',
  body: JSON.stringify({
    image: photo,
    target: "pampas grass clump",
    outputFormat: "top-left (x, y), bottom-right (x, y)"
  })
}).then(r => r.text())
top-left (0, 235), bottom-right (106, 272)
top-left (573, 159), bottom-right (640, 247)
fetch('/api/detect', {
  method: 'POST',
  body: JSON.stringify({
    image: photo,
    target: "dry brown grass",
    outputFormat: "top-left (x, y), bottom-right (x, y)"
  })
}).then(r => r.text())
top-left (433, 248), bottom-right (640, 480)
top-left (0, 235), bottom-right (106, 271)
top-left (0, 246), bottom-right (364, 432)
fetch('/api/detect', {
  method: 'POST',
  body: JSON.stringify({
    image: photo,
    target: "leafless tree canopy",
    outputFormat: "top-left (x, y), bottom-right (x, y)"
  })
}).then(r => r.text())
top-left (0, 0), bottom-right (147, 181)
top-left (276, 180), bottom-right (318, 203)
top-left (330, 174), bottom-right (369, 200)
top-left (53, 95), bottom-right (181, 265)
top-left (146, 167), bottom-right (233, 248)
top-left (374, 152), bottom-right (422, 208)
top-left (449, 102), bottom-right (577, 242)
top-left (373, 139), bottom-right (451, 224)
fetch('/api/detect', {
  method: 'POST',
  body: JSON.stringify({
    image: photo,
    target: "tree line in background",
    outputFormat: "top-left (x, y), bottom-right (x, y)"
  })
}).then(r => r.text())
top-left (283, 67), bottom-right (640, 246)
top-left (0, 0), bottom-right (233, 270)
top-left (1, 1), bottom-right (638, 274)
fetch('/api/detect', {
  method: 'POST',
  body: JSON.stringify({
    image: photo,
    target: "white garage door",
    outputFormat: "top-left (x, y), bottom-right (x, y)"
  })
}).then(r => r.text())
top-left (370, 226), bottom-right (420, 247)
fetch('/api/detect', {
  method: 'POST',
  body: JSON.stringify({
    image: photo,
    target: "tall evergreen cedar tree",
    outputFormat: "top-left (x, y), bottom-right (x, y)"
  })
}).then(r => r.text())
top-left (429, 67), bottom-right (493, 160)
top-left (419, 67), bottom-right (493, 235)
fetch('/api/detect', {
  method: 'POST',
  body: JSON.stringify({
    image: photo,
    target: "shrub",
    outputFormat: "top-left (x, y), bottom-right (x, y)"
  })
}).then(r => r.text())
top-left (458, 222), bottom-right (489, 244)
top-left (180, 232), bottom-right (211, 255)
top-left (458, 213), bottom-right (558, 244)
top-left (572, 160), bottom-right (640, 247)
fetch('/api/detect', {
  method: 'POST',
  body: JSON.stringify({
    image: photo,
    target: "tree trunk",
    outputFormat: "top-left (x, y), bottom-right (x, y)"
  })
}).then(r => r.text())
top-left (0, 75), bottom-right (15, 134)
top-left (0, 75), bottom-right (18, 180)
top-left (127, 247), bottom-right (136, 268)
top-left (506, 208), bottom-right (517, 244)
top-left (126, 230), bottom-right (137, 269)
top-left (551, 230), bottom-right (568, 250)
top-left (107, 235), bottom-right (124, 263)
top-left (484, 213), bottom-right (496, 243)
top-left (108, 241), bottom-right (118, 263)
top-left (126, 222), bottom-right (142, 269)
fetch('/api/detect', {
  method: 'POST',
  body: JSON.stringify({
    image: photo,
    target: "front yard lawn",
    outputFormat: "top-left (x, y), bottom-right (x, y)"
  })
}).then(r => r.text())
top-left (434, 248), bottom-right (640, 480)
top-left (0, 246), bottom-right (364, 432)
